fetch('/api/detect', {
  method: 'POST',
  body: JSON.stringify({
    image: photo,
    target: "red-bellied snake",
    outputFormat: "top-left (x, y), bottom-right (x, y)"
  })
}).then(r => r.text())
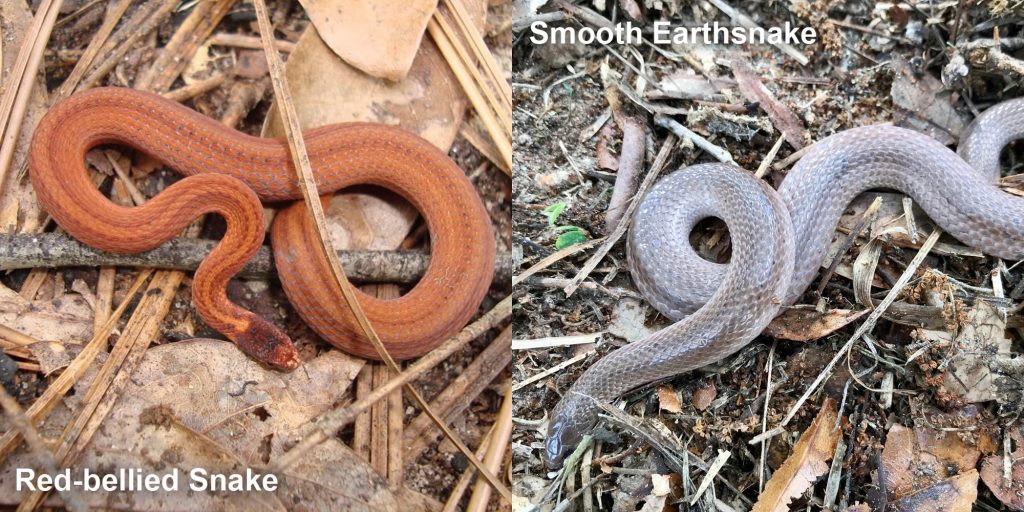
top-left (29, 87), bottom-right (495, 370)
top-left (544, 98), bottom-right (1024, 466)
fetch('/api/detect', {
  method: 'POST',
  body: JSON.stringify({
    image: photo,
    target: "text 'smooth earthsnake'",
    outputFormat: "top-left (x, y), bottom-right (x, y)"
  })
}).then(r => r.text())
top-left (29, 87), bottom-right (495, 369)
top-left (545, 98), bottom-right (1024, 465)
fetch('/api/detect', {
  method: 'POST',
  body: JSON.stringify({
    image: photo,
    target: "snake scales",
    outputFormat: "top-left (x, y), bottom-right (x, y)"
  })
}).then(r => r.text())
top-left (29, 87), bottom-right (495, 370)
top-left (545, 98), bottom-right (1024, 465)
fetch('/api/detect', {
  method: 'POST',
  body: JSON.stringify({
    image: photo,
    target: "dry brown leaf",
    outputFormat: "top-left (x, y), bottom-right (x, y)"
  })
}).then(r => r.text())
top-left (691, 382), bottom-right (717, 412)
top-left (890, 56), bottom-right (968, 145)
top-left (981, 426), bottom-right (1024, 510)
top-left (296, 0), bottom-right (437, 80)
top-left (752, 398), bottom-right (842, 512)
top-left (0, 340), bottom-right (439, 510)
top-left (0, 282), bottom-right (92, 342)
top-left (887, 470), bottom-right (978, 512)
top-left (882, 424), bottom-right (982, 500)
top-left (730, 59), bottom-right (806, 149)
top-left (765, 308), bottom-right (869, 342)
top-left (935, 301), bottom-right (1011, 402)
top-left (657, 386), bottom-right (681, 414)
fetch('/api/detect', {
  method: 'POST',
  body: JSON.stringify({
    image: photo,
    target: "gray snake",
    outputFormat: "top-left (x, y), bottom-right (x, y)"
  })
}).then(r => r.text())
top-left (545, 98), bottom-right (1024, 466)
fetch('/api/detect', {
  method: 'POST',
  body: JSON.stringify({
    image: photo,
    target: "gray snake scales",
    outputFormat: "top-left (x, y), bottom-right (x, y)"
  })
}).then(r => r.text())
top-left (545, 98), bottom-right (1024, 465)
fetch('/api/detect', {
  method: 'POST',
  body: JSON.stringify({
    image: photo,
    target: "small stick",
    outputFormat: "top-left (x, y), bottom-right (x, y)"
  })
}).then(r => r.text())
top-left (208, 33), bottom-right (296, 52)
top-left (705, 0), bottom-right (809, 65)
top-left (604, 117), bottom-right (646, 233)
top-left (352, 365), bottom-right (373, 459)
top-left (563, 135), bottom-right (678, 297)
top-left (654, 115), bottom-right (733, 163)
top-left (441, 414), bottom-right (497, 512)
top-left (754, 133), bottom-right (786, 179)
top-left (0, 232), bottom-right (512, 283)
top-left (403, 327), bottom-right (511, 461)
top-left (162, 73), bottom-right (229, 103)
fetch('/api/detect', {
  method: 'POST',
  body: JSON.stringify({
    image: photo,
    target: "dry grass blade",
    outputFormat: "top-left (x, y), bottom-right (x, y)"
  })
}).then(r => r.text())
top-left (443, 0), bottom-right (512, 107)
top-left (427, 15), bottom-right (512, 173)
top-left (252, 5), bottom-right (509, 500)
top-left (465, 380), bottom-right (512, 512)
top-left (752, 398), bottom-right (842, 511)
top-left (512, 236), bottom-right (605, 286)
top-left (0, 268), bottom-right (154, 464)
top-left (0, 0), bottom-right (62, 189)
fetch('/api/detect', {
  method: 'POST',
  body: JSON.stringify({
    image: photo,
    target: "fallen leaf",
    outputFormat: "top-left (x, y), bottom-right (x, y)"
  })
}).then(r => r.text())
top-left (0, 340), bottom-right (438, 510)
top-left (981, 426), bottom-right (1024, 510)
top-left (936, 301), bottom-right (1011, 402)
top-left (882, 424), bottom-right (982, 499)
top-left (765, 308), bottom-right (868, 342)
top-left (887, 470), bottom-right (977, 512)
top-left (731, 59), bottom-right (806, 149)
top-left (691, 382), bottom-right (717, 412)
top-left (752, 398), bottom-right (842, 512)
top-left (608, 297), bottom-right (654, 342)
top-left (0, 282), bottom-right (92, 343)
top-left (657, 386), bottom-right (681, 414)
top-left (890, 56), bottom-right (968, 145)
top-left (297, 0), bottom-right (438, 81)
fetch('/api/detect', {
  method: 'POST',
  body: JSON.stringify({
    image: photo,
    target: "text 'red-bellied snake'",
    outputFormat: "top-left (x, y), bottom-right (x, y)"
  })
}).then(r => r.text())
top-left (29, 87), bottom-right (495, 370)
top-left (544, 98), bottom-right (1024, 466)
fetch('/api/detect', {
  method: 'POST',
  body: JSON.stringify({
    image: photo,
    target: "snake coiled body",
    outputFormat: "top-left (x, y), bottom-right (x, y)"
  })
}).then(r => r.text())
top-left (545, 98), bottom-right (1024, 465)
top-left (30, 88), bottom-right (495, 368)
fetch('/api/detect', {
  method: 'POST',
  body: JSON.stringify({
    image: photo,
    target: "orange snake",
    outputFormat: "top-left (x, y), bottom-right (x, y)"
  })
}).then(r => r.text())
top-left (29, 87), bottom-right (495, 370)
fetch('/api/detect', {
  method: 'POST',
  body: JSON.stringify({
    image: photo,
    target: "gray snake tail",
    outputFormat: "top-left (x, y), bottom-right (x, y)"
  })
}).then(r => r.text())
top-left (544, 98), bottom-right (1024, 467)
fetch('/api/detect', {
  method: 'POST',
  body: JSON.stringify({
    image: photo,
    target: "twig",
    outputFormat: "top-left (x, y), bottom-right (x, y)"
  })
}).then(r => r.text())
top-left (754, 133), bottom-right (786, 179)
top-left (0, 0), bottom-right (62, 190)
top-left (704, 0), bottom-right (810, 65)
top-left (442, 413), bottom-right (497, 512)
top-left (814, 196), bottom-right (883, 298)
top-left (0, 232), bottom-right (512, 283)
top-left (654, 115), bottom-right (733, 163)
top-left (134, 0), bottom-right (238, 92)
top-left (208, 33), bottom-right (296, 52)
top-left (513, 237), bottom-right (605, 287)
top-left (512, 350), bottom-right (592, 392)
top-left (563, 134), bottom-right (678, 297)
top-left (604, 116), bottom-right (646, 233)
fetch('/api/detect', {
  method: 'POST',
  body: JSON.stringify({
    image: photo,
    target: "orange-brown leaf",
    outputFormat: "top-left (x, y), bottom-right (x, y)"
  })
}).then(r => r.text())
top-left (752, 399), bottom-right (842, 512)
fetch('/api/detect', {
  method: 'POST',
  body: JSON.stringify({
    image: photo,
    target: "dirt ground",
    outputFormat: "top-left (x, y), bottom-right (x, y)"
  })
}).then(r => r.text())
top-left (512, 1), bottom-right (1024, 510)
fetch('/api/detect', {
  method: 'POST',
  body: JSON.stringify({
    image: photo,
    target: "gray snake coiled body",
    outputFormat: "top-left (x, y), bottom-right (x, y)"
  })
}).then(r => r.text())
top-left (545, 99), bottom-right (1024, 465)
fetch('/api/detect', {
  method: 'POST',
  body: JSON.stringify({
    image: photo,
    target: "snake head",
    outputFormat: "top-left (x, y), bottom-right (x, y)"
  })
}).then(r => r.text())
top-left (544, 394), bottom-right (598, 468)
top-left (237, 318), bottom-right (300, 371)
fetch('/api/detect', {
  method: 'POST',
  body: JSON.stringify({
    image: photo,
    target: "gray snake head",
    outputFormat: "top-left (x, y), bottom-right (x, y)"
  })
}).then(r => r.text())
top-left (544, 393), bottom-right (598, 468)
